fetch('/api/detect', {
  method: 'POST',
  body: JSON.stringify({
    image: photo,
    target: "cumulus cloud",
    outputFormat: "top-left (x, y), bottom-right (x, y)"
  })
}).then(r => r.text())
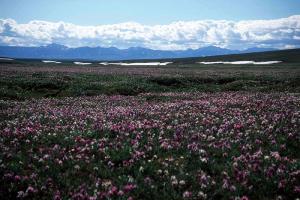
top-left (0, 15), bottom-right (300, 50)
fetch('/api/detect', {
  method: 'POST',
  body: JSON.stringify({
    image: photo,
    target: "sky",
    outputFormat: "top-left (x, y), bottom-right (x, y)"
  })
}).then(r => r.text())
top-left (0, 0), bottom-right (300, 50)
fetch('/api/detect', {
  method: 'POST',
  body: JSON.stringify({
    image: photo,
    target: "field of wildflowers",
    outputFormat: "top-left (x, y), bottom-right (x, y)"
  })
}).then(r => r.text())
top-left (1, 92), bottom-right (299, 199)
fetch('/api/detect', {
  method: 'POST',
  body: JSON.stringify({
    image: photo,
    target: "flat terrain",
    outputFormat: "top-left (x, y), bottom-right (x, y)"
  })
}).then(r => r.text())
top-left (0, 57), bottom-right (300, 199)
top-left (1, 61), bottom-right (299, 99)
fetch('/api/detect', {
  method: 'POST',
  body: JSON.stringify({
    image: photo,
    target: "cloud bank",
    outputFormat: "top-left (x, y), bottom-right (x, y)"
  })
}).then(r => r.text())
top-left (0, 16), bottom-right (300, 50)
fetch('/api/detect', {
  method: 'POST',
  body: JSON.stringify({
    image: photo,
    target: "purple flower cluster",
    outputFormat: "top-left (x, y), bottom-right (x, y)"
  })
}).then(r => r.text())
top-left (0, 92), bottom-right (299, 199)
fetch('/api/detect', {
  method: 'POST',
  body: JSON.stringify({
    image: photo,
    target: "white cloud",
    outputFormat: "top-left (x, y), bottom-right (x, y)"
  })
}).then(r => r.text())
top-left (0, 16), bottom-right (300, 50)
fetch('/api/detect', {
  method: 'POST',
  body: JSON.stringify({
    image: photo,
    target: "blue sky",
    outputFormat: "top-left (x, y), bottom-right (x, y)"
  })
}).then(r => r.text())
top-left (0, 0), bottom-right (300, 50)
top-left (1, 0), bottom-right (300, 25)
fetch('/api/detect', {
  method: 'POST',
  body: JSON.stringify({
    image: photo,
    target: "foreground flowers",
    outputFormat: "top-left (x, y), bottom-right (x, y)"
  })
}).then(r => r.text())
top-left (0, 92), bottom-right (299, 199)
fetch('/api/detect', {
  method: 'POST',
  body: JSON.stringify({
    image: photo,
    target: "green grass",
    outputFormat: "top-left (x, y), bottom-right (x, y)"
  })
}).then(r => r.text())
top-left (1, 67), bottom-right (300, 100)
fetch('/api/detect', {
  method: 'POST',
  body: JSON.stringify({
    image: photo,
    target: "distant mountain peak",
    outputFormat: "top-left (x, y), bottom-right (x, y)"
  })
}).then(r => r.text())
top-left (0, 44), bottom-right (282, 61)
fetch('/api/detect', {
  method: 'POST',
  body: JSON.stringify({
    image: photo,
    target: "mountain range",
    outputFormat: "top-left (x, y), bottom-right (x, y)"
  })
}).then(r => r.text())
top-left (0, 44), bottom-right (276, 61)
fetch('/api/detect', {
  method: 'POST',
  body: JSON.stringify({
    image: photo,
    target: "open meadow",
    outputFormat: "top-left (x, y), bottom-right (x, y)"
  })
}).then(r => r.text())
top-left (1, 58), bottom-right (300, 199)
top-left (1, 0), bottom-right (300, 199)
